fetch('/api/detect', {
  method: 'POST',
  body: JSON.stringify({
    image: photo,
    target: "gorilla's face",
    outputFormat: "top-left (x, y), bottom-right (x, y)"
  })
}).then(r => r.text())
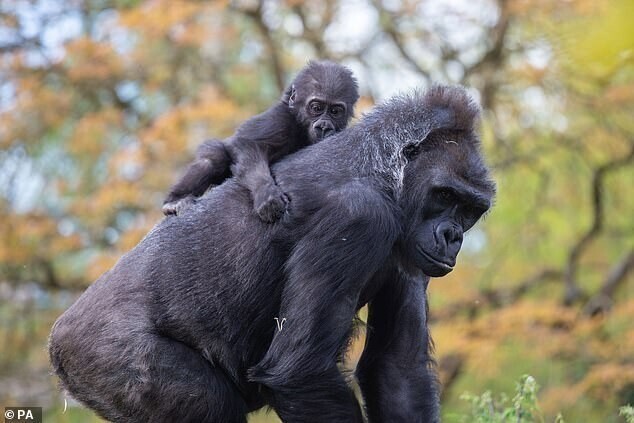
top-left (304, 98), bottom-right (349, 143)
top-left (399, 130), bottom-right (494, 278)
top-left (285, 61), bottom-right (359, 144)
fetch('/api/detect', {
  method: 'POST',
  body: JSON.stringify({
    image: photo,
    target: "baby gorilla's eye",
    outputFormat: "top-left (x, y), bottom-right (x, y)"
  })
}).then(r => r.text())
top-left (309, 101), bottom-right (324, 114)
top-left (330, 105), bottom-right (344, 117)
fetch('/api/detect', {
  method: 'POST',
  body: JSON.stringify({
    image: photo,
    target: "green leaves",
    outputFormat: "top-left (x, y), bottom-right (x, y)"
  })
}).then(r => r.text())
top-left (459, 375), bottom-right (543, 423)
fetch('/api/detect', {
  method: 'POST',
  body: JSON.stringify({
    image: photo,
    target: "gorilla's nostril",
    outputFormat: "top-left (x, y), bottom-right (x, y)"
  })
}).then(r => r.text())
top-left (436, 222), bottom-right (462, 247)
top-left (448, 227), bottom-right (462, 245)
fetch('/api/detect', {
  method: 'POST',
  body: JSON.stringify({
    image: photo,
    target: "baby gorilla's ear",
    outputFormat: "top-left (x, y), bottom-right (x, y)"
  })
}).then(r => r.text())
top-left (281, 85), bottom-right (297, 108)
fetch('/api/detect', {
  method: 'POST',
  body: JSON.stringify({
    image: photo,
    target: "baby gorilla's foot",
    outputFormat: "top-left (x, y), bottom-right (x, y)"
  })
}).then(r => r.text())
top-left (253, 183), bottom-right (289, 223)
top-left (162, 196), bottom-right (196, 216)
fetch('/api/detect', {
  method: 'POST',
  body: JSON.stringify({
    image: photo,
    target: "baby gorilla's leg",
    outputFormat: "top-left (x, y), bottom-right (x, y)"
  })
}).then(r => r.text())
top-left (163, 140), bottom-right (232, 216)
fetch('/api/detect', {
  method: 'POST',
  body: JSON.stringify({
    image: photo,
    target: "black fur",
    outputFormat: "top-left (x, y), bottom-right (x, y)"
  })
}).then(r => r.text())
top-left (162, 61), bottom-right (359, 221)
top-left (49, 85), bottom-right (495, 423)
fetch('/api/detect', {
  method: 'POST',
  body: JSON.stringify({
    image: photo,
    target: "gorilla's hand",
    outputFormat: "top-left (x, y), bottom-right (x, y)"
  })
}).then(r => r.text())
top-left (253, 182), bottom-right (289, 222)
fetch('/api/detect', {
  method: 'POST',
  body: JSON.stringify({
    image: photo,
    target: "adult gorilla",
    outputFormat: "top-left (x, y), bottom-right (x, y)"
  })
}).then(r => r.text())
top-left (49, 85), bottom-right (495, 423)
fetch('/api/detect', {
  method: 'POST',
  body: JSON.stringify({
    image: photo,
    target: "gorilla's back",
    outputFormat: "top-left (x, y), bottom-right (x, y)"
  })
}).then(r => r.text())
top-left (51, 178), bottom-right (288, 380)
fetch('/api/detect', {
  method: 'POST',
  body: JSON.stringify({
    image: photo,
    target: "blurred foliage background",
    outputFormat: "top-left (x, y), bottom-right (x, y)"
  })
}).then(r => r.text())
top-left (0, 0), bottom-right (632, 422)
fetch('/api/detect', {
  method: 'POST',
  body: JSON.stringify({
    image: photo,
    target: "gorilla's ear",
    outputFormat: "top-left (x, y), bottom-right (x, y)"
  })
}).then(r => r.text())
top-left (281, 85), bottom-right (297, 108)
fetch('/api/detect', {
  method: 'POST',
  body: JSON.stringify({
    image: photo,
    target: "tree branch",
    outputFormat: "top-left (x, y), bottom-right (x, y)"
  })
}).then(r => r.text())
top-left (583, 250), bottom-right (634, 316)
top-left (292, 5), bottom-right (328, 57)
top-left (237, 1), bottom-right (285, 93)
top-left (563, 143), bottom-right (634, 304)
top-left (370, 0), bottom-right (431, 83)
top-left (462, 0), bottom-right (510, 79)
top-left (462, 0), bottom-right (510, 109)
top-left (432, 268), bottom-right (563, 321)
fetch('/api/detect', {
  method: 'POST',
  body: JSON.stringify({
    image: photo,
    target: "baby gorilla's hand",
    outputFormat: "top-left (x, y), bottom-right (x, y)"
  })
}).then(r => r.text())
top-left (253, 183), bottom-right (289, 222)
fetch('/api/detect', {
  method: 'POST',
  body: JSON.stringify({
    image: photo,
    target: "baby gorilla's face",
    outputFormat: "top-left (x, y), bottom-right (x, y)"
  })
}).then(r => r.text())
top-left (304, 98), bottom-right (348, 143)
top-left (287, 61), bottom-right (359, 144)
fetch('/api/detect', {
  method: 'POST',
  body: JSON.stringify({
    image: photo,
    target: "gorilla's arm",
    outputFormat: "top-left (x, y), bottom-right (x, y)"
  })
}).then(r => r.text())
top-left (356, 269), bottom-right (440, 423)
top-left (248, 182), bottom-right (400, 423)
top-left (229, 137), bottom-right (289, 222)
top-left (228, 105), bottom-right (299, 222)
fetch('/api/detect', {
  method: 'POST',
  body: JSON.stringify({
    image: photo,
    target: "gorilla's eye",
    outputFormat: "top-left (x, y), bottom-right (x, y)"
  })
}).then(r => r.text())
top-left (464, 206), bottom-right (482, 222)
top-left (330, 105), bottom-right (344, 117)
top-left (436, 188), bottom-right (456, 204)
top-left (309, 101), bottom-right (324, 115)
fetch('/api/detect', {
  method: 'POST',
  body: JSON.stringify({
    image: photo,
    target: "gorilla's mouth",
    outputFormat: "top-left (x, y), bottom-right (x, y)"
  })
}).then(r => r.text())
top-left (313, 130), bottom-right (329, 142)
top-left (417, 247), bottom-right (454, 273)
top-left (311, 126), bottom-right (336, 143)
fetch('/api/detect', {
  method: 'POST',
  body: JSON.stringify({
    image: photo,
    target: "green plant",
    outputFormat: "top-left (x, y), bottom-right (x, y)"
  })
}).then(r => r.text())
top-left (459, 375), bottom-right (545, 423)
top-left (620, 405), bottom-right (634, 423)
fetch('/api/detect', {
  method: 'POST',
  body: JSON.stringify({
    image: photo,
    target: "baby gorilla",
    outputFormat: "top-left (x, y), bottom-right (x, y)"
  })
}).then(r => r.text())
top-left (162, 61), bottom-right (359, 221)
